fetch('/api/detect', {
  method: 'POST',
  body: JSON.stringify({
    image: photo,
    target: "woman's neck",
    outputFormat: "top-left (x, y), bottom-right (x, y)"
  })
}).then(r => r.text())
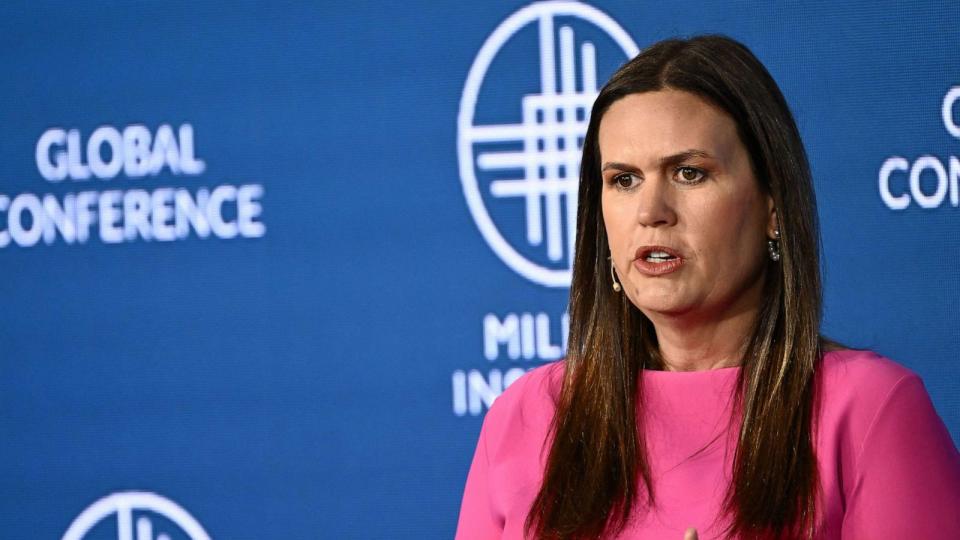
top-left (645, 292), bottom-right (762, 372)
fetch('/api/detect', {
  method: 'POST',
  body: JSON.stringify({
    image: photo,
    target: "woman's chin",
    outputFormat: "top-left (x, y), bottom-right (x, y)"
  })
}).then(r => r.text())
top-left (631, 296), bottom-right (696, 319)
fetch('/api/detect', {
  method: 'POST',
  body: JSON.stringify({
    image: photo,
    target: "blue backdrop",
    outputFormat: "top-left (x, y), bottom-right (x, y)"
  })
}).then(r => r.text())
top-left (1, 1), bottom-right (957, 538)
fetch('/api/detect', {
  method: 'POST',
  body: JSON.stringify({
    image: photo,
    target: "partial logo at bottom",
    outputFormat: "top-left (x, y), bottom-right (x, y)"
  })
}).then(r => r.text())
top-left (62, 491), bottom-right (211, 540)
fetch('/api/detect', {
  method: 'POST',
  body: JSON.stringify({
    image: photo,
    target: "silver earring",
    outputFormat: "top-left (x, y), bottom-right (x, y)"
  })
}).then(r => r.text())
top-left (768, 229), bottom-right (781, 262)
top-left (608, 254), bottom-right (622, 292)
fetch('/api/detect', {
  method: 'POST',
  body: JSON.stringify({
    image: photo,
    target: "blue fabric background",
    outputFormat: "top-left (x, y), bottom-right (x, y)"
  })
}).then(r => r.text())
top-left (1, 1), bottom-right (957, 538)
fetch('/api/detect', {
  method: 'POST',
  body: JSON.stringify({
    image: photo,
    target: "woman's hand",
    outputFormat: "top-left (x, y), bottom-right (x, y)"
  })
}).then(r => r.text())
top-left (683, 527), bottom-right (699, 540)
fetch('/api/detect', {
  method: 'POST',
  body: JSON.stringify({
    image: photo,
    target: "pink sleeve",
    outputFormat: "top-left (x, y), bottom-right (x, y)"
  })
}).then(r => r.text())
top-left (455, 411), bottom-right (504, 539)
top-left (842, 374), bottom-right (960, 537)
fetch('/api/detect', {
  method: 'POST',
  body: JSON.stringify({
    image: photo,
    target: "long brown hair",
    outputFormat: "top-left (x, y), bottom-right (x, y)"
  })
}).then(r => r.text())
top-left (525, 35), bottom-right (822, 539)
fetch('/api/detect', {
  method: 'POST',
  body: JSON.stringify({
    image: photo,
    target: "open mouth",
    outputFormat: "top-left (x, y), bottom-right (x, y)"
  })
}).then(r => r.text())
top-left (643, 250), bottom-right (678, 263)
top-left (634, 246), bottom-right (684, 275)
top-left (637, 246), bottom-right (682, 262)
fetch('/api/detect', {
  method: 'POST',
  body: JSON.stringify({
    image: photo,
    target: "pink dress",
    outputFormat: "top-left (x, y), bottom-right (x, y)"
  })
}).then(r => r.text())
top-left (455, 350), bottom-right (960, 539)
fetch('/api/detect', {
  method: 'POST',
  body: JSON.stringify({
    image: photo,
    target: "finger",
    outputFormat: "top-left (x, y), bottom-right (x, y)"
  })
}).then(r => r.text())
top-left (683, 527), bottom-right (699, 540)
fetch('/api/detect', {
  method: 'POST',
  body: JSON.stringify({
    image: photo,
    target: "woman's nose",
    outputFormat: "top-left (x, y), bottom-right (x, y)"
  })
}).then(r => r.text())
top-left (636, 178), bottom-right (678, 227)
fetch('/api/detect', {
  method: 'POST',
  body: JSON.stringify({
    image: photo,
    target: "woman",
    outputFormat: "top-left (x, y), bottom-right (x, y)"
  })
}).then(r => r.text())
top-left (455, 36), bottom-right (960, 539)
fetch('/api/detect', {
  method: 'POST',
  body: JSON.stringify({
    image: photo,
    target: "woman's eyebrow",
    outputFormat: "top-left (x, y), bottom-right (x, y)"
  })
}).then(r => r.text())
top-left (601, 150), bottom-right (715, 173)
top-left (658, 149), bottom-right (714, 168)
top-left (601, 161), bottom-right (640, 172)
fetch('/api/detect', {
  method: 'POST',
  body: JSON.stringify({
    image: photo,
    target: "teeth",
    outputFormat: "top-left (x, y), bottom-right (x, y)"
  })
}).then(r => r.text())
top-left (645, 250), bottom-right (675, 263)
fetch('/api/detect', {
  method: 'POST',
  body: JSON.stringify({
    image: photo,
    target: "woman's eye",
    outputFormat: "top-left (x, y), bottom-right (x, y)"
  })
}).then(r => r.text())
top-left (614, 173), bottom-right (638, 189)
top-left (676, 166), bottom-right (705, 183)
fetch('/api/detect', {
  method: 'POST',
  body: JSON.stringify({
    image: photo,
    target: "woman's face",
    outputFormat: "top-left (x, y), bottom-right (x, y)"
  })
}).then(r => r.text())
top-left (599, 90), bottom-right (776, 322)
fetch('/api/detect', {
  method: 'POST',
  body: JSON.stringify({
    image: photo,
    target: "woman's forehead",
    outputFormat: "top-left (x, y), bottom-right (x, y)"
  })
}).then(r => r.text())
top-left (598, 90), bottom-right (741, 162)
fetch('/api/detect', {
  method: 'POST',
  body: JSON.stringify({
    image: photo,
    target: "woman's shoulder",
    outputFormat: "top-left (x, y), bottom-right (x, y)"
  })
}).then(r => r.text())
top-left (486, 361), bottom-right (563, 422)
top-left (818, 348), bottom-right (925, 419)
top-left (479, 361), bottom-right (564, 457)
top-left (816, 349), bottom-right (960, 533)
top-left (819, 347), bottom-right (920, 390)
top-left (817, 348), bottom-right (942, 454)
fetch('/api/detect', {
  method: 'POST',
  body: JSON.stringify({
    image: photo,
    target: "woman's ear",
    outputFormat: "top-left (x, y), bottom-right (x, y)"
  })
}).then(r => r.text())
top-left (766, 196), bottom-right (779, 239)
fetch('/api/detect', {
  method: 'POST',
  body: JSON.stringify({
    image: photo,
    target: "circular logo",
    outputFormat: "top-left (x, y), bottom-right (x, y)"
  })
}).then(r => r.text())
top-left (62, 491), bottom-right (211, 540)
top-left (458, 1), bottom-right (638, 287)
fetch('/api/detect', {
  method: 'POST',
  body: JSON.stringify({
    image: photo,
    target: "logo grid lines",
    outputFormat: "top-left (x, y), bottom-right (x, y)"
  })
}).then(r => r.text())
top-left (458, 1), bottom-right (638, 287)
